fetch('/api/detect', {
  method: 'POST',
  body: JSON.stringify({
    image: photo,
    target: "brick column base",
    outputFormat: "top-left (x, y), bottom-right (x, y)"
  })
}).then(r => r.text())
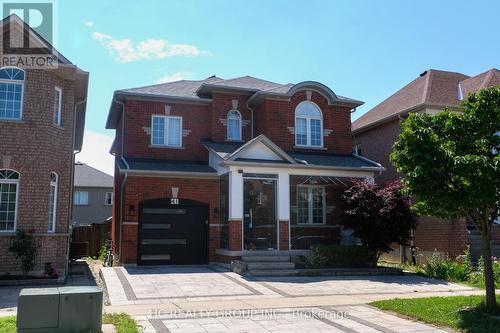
top-left (228, 220), bottom-right (243, 251)
top-left (279, 220), bottom-right (290, 250)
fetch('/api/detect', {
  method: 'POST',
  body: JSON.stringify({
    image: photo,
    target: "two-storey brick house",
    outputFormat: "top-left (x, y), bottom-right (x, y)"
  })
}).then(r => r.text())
top-left (106, 76), bottom-right (383, 265)
top-left (0, 15), bottom-right (89, 276)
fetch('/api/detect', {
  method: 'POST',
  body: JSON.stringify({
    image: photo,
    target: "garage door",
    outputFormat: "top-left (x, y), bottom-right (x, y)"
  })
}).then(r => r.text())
top-left (138, 199), bottom-right (208, 265)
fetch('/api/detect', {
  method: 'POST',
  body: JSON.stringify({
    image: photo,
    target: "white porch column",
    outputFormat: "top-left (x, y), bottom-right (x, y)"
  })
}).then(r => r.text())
top-left (278, 172), bottom-right (290, 220)
top-left (229, 171), bottom-right (243, 220)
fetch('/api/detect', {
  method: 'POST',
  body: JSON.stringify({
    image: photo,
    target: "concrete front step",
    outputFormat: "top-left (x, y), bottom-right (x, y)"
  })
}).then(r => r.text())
top-left (246, 269), bottom-right (299, 276)
top-left (242, 255), bottom-right (291, 262)
top-left (247, 262), bottom-right (295, 270)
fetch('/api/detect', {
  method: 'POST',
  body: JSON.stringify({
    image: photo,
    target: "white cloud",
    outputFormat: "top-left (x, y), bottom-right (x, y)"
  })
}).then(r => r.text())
top-left (91, 31), bottom-right (207, 63)
top-left (155, 72), bottom-right (189, 84)
top-left (84, 21), bottom-right (94, 28)
top-left (76, 131), bottom-right (115, 176)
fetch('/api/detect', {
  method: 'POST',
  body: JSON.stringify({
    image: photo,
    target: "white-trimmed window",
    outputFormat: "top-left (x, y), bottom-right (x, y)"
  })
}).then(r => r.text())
top-left (151, 115), bottom-right (182, 147)
top-left (295, 101), bottom-right (323, 147)
top-left (353, 144), bottom-right (362, 156)
top-left (0, 169), bottom-right (20, 231)
top-left (105, 192), bottom-right (113, 206)
top-left (227, 110), bottom-right (242, 140)
top-left (297, 185), bottom-right (326, 224)
top-left (74, 191), bottom-right (89, 205)
top-left (53, 87), bottom-right (62, 125)
top-left (48, 172), bottom-right (58, 232)
top-left (0, 67), bottom-right (25, 120)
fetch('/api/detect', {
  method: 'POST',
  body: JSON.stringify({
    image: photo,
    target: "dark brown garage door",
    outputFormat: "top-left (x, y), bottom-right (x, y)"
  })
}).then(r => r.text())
top-left (138, 199), bottom-right (208, 265)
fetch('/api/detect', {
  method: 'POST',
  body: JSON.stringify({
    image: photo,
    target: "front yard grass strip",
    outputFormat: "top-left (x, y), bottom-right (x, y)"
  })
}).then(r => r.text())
top-left (103, 312), bottom-right (140, 333)
top-left (0, 316), bottom-right (16, 333)
top-left (0, 313), bottom-right (139, 333)
top-left (371, 295), bottom-right (500, 333)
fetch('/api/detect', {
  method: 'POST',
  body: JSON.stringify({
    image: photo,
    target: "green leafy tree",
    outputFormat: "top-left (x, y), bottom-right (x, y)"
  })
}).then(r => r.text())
top-left (9, 230), bottom-right (37, 277)
top-left (391, 87), bottom-right (500, 310)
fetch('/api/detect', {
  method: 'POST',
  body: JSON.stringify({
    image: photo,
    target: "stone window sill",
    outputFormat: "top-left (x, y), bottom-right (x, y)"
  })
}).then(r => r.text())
top-left (149, 145), bottom-right (185, 150)
top-left (293, 146), bottom-right (328, 151)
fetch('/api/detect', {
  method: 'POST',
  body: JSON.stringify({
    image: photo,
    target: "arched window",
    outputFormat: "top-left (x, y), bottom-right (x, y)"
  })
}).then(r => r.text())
top-left (295, 101), bottom-right (323, 147)
top-left (0, 169), bottom-right (20, 231)
top-left (227, 110), bottom-right (242, 140)
top-left (0, 67), bottom-right (25, 120)
top-left (48, 172), bottom-right (58, 232)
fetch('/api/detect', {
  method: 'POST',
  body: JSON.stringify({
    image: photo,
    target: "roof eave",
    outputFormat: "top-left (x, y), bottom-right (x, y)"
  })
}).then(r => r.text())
top-left (222, 160), bottom-right (384, 172)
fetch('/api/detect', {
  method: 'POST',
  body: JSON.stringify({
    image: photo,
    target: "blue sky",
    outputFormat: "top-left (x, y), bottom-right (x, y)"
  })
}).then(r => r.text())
top-left (15, 0), bottom-right (500, 172)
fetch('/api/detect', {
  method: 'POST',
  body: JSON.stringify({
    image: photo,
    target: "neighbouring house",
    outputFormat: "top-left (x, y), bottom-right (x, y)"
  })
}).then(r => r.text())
top-left (106, 75), bottom-right (384, 265)
top-left (0, 15), bottom-right (89, 276)
top-left (72, 162), bottom-right (113, 227)
top-left (352, 68), bottom-right (500, 261)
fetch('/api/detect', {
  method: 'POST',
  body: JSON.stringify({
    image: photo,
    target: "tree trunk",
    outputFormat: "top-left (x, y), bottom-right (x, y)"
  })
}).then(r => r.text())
top-left (480, 214), bottom-right (497, 312)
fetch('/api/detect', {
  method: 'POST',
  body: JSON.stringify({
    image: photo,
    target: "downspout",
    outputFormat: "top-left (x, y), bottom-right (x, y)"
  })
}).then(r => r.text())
top-left (66, 98), bottom-right (86, 279)
top-left (114, 97), bottom-right (128, 263)
top-left (246, 101), bottom-right (254, 139)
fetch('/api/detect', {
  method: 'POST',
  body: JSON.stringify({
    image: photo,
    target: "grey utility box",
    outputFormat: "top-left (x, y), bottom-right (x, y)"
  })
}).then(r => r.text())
top-left (17, 286), bottom-right (103, 333)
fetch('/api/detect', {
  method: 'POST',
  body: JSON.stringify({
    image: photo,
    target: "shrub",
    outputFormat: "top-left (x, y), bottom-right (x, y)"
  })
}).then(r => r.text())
top-left (44, 262), bottom-right (59, 278)
top-left (422, 250), bottom-right (472, 282)
top-left (469, 257), bottom-right (500, 288)
top-left (305, 244), bottom-right (376, 268)
top-left (8, 230), bottom-right (37, 276)
top-left (98, 242), bottom-right (109, 262)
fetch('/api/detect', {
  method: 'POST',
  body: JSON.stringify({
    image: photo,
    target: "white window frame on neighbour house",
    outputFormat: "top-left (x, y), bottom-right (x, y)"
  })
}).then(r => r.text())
top-left (48, 172), bottom-right (58, 232)
top-left (53, 87), bottom-right (62, 126)
top-left (151, 115), bottom-right (182, 147)
top-left (0, 169), bottom-right (20, 232)
top-left (295, 101), bottom-right (323, 148)
top-left (227, 110), bottom-right (242, 141)
top-left (0, 67), bottom-right (25, 121)
top-left (105, 192), bottom-right (113, 206)
top-left (296, 185), bottom-right (326, 225)
top-left (74, 191), bottom-right (89, 205)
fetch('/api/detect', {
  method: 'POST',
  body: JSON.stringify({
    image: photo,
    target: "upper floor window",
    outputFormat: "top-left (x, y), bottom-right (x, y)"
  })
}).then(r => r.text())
top-left (74, 191), bottom-right (88, 205)
top-left (295, 101), bottom-right (323, 147)
top-left (105, 192), bottom-right (113, 206)
top-left (227, 110), bottom-right (242, 140)
top-left (0, 169), bottom-right (20, 232)
top-left (54, 87), bottom-right (62, 126)
top-left (0, 67), bottom-right (25, 120)
top-left (48, 173), bottom-right (58, 232)
top-left (151, 115), bottom-right (182, 147)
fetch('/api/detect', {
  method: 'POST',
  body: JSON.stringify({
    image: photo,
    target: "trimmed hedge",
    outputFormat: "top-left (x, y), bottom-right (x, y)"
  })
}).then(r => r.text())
top-left (305, 244), bottom-right (376, 268)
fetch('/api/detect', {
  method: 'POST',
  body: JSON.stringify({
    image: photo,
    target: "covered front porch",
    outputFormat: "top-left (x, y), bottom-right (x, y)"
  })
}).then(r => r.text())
top-left (204, 135), bottom-right (384, 259)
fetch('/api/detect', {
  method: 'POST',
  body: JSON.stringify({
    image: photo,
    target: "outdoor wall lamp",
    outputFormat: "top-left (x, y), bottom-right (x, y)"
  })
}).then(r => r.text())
top-left (128, 205), bottom-right (136, 215)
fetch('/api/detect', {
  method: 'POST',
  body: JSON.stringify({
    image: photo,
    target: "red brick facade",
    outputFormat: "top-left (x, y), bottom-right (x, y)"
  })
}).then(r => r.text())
top-left (0, 69), bottom-right (83, 275)
top-left (111, 84), bottom-right (360, 265)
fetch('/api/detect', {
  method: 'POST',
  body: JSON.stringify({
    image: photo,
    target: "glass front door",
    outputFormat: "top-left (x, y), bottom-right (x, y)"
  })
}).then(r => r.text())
top-left (243, 178), bottom-right (277, 250)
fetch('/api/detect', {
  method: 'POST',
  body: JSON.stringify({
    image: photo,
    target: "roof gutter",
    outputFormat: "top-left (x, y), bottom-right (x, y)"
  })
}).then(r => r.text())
top-left (117, 168), bottom-right (218, 179)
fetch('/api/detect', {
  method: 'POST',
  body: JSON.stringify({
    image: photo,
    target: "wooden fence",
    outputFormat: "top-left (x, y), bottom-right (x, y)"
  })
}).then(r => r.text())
top-left (70, 223), bottom-right (111, 259)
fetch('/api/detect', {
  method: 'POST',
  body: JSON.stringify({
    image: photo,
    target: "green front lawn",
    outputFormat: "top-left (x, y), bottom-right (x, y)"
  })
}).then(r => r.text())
top-left (0, 313), bottom-right (139, 333)
top-left (371, 295), bottom-right (500, 333)
top-left (0, 316), bottom-right (15, 333)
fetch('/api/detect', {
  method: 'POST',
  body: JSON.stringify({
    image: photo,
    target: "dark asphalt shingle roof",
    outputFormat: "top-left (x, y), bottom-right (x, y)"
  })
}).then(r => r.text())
top-left (202, 140), bottom-right (244, 154)
top-left (288, 152), bottom-right (381, 168)
top-left (118, 157), bottom-right (216, 174)
top-left (74, 163), bottom-right (113, 187)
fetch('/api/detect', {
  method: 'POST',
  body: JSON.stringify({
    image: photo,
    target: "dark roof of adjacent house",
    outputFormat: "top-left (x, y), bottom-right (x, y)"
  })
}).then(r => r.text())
top-left (74, 163), bottom-right (113, 188)
top-left (117, 157), bottom-right (216, 174)
top-left (107, 75), bottom-right (363, 129)
top-left (352, 68), bottom-right (500, 133)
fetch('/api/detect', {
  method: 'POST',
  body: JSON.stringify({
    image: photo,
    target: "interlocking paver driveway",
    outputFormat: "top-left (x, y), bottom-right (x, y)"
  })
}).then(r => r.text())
top-left (100, 265), bottom-right (475, 332)
top-left (135, 305), bottom-right (450, 333)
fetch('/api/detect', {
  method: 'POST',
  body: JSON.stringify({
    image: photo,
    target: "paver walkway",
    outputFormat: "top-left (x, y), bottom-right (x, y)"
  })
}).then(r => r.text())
top-left (100, 265), bottom-right (481, 332)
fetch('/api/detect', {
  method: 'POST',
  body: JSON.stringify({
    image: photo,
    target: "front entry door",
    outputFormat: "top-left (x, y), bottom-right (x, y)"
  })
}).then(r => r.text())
top-left (243, 178), bottom-right (277, 250)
